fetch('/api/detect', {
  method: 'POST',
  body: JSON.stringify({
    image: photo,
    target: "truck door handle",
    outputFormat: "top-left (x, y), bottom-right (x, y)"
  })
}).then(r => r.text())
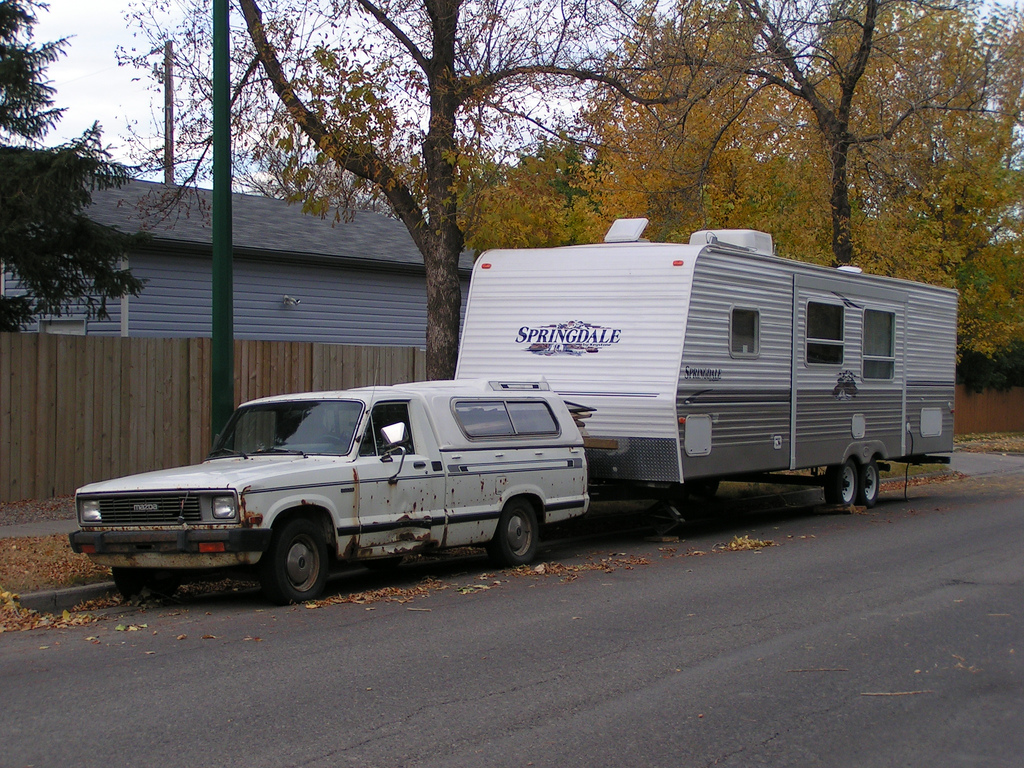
top-left (413, 461), bottom-right (426, 469)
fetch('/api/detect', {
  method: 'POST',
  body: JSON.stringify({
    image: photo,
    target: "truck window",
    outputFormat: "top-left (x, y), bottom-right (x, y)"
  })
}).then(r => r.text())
top-left (507, 401), bottom-right (559, 434)
top-left (454, 400), bottom-right (559, 438)
top-left (863, 309), bottom-right (895, 379)
top-left (730, 308), bottom-right (760, 357)
top-left (359, 402), bottom-right (415, 456)
top-left (806, 302), bottom-right (844, 365)
top-left (216, 400), bottom-right (363, 456)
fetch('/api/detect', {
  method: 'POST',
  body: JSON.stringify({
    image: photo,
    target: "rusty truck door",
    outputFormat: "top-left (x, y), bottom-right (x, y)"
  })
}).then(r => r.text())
top-left (352, 401), bottom-right (446, 559)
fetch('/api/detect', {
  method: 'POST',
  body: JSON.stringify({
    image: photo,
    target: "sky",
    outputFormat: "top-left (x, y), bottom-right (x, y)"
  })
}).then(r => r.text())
top-left (33, 0), bottom-right (163, 167)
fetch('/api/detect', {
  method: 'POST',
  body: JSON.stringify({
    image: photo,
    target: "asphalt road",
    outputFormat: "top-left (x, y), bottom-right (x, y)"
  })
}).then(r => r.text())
top-left (2, 472), bottom-right (1022, 768)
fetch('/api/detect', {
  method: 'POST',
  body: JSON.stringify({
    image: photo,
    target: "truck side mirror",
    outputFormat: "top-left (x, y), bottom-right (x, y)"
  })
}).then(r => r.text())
top-left (381, 422), bottom-right (407, 449)
top-left (381, 422), bottom-right (408, 483)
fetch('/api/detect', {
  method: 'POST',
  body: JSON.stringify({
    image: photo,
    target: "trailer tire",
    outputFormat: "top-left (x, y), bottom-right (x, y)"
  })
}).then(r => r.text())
top-left (857, 458), bottom-right (880, 508)
top-left (259, 517), bottom-right (329, 604)
top-left (823, 458), bottom-right (858, 506)
top-left (487, 497), bottom-right (539, 567)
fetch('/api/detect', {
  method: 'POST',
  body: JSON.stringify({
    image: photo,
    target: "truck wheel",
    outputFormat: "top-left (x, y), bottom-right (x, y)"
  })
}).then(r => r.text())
top-left (823, 458), bottom-right (858, 505)
top-left (259, 517), bottom-right (329, 604)
top-left (112, 567), bottom-right (180, 599)
top-left (487, 498), bottom-right (539, 567)
top-left (857, 458), bottom-right (880, 508)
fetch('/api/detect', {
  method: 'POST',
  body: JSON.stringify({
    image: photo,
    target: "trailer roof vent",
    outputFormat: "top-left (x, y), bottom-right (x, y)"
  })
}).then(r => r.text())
top-left (690, 229), bottom-right (773, 256)
top-left (604, 218), bottom-right (649, 243)
top-left (837, 265), bottom-right (863, 274)
top-left (488, 380), bottom-right (550, 391)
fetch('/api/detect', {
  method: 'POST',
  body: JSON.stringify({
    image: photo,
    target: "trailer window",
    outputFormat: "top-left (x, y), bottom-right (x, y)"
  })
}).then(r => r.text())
top-left (863, 310), bottom-right (895, 379)
top-left (454, 400), bottom-right (559, 439)
top-left (730, 308), bottom-right (760, 357)
top-left (806, 302), bottom-right (844, 365)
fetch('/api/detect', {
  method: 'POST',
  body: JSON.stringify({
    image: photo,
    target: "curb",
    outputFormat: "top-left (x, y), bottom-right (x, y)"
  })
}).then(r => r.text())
top-left (18, 581), bottom-right (117, 614)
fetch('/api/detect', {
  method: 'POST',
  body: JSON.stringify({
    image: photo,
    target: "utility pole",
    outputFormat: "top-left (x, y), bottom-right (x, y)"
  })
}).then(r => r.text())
top-left (163, 40), bottom-right (174, 186)
top-left (211, 0), bottom-right (234, 439)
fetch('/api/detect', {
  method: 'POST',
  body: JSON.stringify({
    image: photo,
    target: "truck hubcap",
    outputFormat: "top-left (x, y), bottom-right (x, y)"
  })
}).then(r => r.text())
top-left (286, 537), bottom-right (317, 587)
top-left (506, 514), bottom-right (531, 555)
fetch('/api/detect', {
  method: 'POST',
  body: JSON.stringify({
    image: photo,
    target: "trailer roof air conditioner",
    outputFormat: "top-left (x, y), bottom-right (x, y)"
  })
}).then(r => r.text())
top-left (689, 229), bottom-right (774, 256)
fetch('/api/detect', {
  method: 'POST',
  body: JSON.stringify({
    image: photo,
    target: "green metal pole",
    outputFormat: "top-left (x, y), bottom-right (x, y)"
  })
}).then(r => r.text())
top-left (211, 0), bottom-right (234, 439)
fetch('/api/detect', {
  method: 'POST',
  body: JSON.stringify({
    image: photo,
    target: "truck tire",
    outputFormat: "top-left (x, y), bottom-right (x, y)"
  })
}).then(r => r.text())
top-left (823, 458), bottom-right (858, 505)
top-left (857, 458), bottom-right (880, 508)
top-left (487, 498), bottom-right (539, 567)
top-left (259, 517), bottom-right (329, 604)
top-left (112, 567), bottom-right (180, 599)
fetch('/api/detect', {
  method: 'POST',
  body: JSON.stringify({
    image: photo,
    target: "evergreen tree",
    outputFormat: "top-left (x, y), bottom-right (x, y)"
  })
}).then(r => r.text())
top-left (0, 0), bottom-right (144, 332)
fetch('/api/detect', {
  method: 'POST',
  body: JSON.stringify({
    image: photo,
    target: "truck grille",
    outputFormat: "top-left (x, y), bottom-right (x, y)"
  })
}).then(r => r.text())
top-left (97, 495), bottom-right (203, 526)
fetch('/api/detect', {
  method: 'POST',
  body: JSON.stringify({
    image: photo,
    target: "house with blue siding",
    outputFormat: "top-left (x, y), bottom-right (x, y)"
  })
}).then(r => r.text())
top-left (4, 180), bottom-right (472, 344)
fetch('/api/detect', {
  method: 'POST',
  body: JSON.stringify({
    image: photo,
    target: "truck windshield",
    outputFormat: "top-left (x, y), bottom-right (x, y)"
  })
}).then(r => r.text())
top-left (211, 400), bottom-right (364, 457)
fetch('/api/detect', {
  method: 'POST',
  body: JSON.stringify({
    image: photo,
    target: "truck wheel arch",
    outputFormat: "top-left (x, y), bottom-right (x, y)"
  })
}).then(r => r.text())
top-left (487, 495), bottom-right (541, 567)
top-left (265, 505), bottom-right (337, 559)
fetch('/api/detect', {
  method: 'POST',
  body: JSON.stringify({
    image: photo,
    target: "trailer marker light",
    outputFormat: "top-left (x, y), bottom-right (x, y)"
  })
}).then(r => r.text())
top-left (673, 260), bottom-right (684, 266)
top-left (678, 417), bottom-right (686, 424)
top-left (81, 544), bottom-right (96, 554)
top-left (199, 542), bottom-right (226, 553)
top-left (481, 263), bottom-right (492, 269)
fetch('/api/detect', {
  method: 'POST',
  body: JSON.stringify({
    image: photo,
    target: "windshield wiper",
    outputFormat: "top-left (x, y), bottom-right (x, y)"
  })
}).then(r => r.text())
top-left (257, 447), bottom-right (308, 456)
top-left (208, 447), bottom-right (248, 459)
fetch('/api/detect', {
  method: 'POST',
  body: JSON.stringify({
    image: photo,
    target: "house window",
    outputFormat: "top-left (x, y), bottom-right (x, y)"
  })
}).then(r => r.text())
top-left (806, 302), bottom-right (844, 364)
top-left (453, 400), bottom-right (559, 439)
top-left (38, 319), bottom-right (87, 335)
top-left (863, 309), bottom-right (895, 379)
top-left (730, 308), bottom-right (760, 357)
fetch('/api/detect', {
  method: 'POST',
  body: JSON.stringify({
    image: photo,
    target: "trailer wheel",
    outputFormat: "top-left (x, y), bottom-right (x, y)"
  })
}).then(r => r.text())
top-left (487, 497), bottom-right (539, 567)
top-left (259, 517), bottom-right (329, 604)
top-left (823, 458), bottom-right (858, 505)
top-left (857, 458), bottom-right (880, 508)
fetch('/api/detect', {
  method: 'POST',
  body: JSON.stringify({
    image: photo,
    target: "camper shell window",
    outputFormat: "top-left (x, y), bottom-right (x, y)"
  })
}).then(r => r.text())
top-left (806, 302), bottom-right (844, 365)
top-left (730, 308), bottom-right (760, 357)
top-left (863, 309), bottom-right (895, 379)
top-left (454, 400), bottom-right (560, 439)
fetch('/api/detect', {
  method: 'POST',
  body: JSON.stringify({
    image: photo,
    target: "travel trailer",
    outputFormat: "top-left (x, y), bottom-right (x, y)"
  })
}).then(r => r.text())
top-left (456, 219), bottom-right (957, 509)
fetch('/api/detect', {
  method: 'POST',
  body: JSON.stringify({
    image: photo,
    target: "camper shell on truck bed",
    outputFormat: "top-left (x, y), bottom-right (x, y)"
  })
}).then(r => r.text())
top-left (456, 220), bottom-right (956, 508)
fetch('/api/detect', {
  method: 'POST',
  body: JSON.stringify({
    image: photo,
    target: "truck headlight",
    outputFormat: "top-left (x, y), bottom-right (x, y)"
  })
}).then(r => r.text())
top-left (212, 495), bottom-right (237, 520)
top-left (79, 499), bottom-right (101, 523)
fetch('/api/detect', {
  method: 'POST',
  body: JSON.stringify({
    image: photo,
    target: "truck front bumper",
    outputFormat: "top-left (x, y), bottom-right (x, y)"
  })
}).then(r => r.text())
top-left (69, 528), bottom-right (273, 569)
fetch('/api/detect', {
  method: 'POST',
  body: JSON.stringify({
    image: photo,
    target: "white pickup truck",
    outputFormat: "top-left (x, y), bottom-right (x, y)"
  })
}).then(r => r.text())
top-left (70, 379), bottom-right (589, 604)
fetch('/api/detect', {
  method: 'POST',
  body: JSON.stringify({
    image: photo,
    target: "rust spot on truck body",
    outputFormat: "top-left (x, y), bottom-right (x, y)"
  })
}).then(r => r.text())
top-left (239, 487), bottom-right (263, 528)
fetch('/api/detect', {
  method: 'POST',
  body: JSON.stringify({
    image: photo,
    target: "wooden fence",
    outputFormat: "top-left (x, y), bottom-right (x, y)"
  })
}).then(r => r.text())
top-left (954, 384), bottom-right (1024, 435)
top-left (3, 334), bottom-right (1021, 501)
top-left (1, 334), bottom-right (425, 502)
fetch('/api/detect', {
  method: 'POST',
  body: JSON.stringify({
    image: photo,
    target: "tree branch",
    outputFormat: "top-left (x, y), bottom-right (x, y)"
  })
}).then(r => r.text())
top-left (237, 0), bottom-right (428, 244)
top-left (353, 0), bottom-right (431, 74)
